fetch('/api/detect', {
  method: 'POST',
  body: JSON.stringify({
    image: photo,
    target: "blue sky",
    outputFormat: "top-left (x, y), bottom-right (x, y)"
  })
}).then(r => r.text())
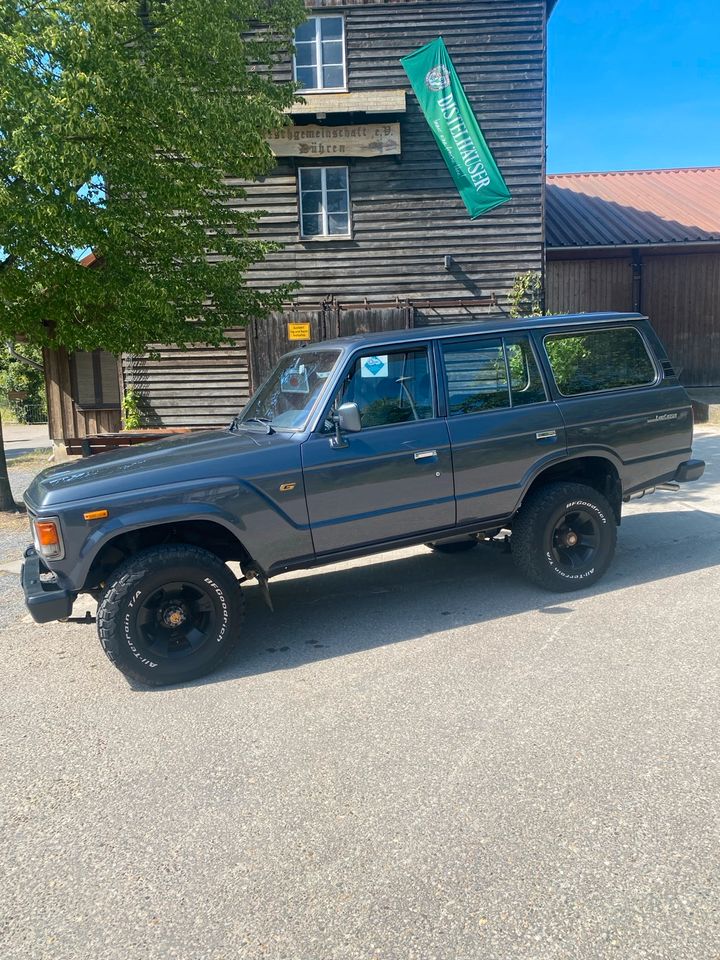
top-left (547, 0), bottom-right (720, 173)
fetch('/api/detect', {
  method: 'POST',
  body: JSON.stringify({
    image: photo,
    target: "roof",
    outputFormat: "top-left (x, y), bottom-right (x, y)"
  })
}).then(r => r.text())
top-left (546, 167), bottom-right (720, 249)
top-left (302, 312), bottom-right (645, 351)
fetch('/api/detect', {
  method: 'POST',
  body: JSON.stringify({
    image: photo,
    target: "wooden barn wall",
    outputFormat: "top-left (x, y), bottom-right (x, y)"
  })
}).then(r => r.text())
top-left (44, 348), bottom-right (121, 443)
top-left (228, 0), bottom-right (546, 315)
top-left (546, 251), bottom-right (720, 386)
top-left (121, 329), bottom-right (251, 428)
top-left (545, 258), bottom-right (634, 315)
top-left (641, 253), bottom-right (720, 386)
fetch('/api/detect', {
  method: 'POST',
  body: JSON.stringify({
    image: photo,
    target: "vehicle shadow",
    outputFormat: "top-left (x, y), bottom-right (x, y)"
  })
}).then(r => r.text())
top-left (134, 503), bottom-right (720, 692)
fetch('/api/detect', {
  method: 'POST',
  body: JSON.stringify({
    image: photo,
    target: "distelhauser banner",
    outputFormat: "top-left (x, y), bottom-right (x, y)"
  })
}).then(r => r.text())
top-left (401, 37), bottom-right (511, 219)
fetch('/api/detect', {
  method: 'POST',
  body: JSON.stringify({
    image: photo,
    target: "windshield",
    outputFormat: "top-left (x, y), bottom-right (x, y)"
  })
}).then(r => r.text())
top-left (235, 350), bottom-right (342, 432)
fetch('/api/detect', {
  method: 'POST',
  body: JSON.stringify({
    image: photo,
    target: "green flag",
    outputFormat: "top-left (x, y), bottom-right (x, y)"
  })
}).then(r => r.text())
top-left (401, 37), bottom-right (511, 219)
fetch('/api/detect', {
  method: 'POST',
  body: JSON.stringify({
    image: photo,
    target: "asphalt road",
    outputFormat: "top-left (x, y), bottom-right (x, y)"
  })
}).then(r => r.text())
top-left (1, 431), bottom-right (719, 960)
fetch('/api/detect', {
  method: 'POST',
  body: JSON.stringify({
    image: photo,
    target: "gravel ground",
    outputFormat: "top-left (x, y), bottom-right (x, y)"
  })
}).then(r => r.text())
top-left (0, 431), bottom-right (719, 960)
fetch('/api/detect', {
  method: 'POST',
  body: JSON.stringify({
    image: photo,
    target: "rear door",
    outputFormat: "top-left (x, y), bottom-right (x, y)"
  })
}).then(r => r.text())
top-left (440, 334), bottom-right (567, 524)
top-left (302, 344), bottom-right (455, 554)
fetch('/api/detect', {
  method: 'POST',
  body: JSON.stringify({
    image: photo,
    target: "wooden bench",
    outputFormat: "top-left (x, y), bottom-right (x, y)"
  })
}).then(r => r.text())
top-left (65, 429), bottom-right (194, 457)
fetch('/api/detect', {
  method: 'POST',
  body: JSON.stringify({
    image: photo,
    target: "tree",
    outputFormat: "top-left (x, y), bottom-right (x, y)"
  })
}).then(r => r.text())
top-left (0, 0), bottom-right (305, 509)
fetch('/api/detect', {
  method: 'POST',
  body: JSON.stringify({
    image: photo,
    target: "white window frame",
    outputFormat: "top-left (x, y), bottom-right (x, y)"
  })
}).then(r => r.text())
top-left (293, 15), bottom-right (347, 93)
top-left (298, 166), bottom-right (352, 240)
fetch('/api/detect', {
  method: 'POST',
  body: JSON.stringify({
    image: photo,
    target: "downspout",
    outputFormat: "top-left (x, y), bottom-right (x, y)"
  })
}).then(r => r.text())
top-left (631, 250), bottom-right (643, 312)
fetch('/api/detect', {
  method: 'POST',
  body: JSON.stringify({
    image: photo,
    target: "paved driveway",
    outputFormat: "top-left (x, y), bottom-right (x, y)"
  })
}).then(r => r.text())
top-left (1, 431), bottom-right (719, 960)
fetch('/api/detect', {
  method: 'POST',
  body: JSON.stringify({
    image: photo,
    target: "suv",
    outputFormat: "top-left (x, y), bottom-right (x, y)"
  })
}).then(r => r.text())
top-left (22, 312), bottom-right (704, 685)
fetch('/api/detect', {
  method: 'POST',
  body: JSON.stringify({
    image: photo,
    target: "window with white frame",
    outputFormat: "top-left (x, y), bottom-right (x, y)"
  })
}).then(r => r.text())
top-left (298, 166), bottom-right (351, 238)
top-left (293, 16), bottom-right (346, 91)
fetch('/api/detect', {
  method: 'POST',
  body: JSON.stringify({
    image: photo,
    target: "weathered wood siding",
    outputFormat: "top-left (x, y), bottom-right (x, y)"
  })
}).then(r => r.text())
top-left (232, 0), bottom-right (546, 313)
top-left (546, 258), bottom-right (634, 315)
top-left (641, 252), bottom-right (720, 386)
top-left (546, 251), bottom-right (720, 386)
top-left (44, 348), bottom-right (122, 443)
top-left (122, 328), bottom-right (251, 428)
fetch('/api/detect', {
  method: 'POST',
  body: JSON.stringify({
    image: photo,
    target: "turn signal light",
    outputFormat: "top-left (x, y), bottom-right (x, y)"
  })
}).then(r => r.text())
top-left (33, 518), bottom-right (65, 561)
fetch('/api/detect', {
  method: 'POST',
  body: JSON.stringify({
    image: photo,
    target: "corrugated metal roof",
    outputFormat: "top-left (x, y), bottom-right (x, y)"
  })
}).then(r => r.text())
top-left (546, 167), bottom-right (720, 248)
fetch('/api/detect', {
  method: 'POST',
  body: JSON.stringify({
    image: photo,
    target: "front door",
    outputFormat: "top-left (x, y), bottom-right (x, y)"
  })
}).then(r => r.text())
top-left (440, 334), bottom-right (567, 523)
top-left (302, 345), bottom-right (455, 554)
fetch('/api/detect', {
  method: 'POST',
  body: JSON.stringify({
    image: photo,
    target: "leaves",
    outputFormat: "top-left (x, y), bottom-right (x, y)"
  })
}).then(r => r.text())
top-left (0, 0), bottom-right (306, 353)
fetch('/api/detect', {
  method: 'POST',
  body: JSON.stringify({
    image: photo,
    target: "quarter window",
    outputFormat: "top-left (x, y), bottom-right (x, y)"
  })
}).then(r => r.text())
top-left (544, 327), bottom-right (657, 396)
top-left (293, 16), bottom-right (346, 91)
top-left (442, 336), bottom-right (547, 416)
top-left (298, 166), bottom-right (350, 238)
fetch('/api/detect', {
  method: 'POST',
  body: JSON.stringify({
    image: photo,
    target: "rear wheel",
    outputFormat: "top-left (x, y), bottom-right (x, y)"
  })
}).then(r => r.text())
top-left (425, 538), bottom-right (478, 554)
top-left (511, 482), bottom-right (617, 591)
top-left (97, 544), bottom-right (244, 685)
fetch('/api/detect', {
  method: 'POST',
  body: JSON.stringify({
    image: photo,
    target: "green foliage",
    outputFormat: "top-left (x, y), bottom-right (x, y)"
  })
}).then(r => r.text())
top-left (0, 0), bottom-right (306, 355)
top-left (0, 344), bottom-right (47, 423)
top-left (122, 388), bottom-right (143, 430)
top-left (509, 271), bottom-right (544, 319)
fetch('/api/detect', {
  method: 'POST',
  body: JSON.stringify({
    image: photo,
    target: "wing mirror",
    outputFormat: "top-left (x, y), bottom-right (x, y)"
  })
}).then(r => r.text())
top-left (330, 402), bottom-right (362, 448)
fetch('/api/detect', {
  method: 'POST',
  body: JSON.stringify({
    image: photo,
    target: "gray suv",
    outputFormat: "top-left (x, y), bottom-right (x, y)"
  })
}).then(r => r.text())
top-left (22, 312), bottom-right (705, 685)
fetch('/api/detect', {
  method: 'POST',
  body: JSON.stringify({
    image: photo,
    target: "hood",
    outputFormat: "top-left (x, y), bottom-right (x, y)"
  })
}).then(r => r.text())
top-left (24, 428), bottom-right (296, 510)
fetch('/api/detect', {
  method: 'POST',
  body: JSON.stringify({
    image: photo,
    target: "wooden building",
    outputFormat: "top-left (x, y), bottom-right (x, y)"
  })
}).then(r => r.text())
top-left (546, 167), bottom-right (720, 387)
top-left (47, 0), bottom-right (556, 444)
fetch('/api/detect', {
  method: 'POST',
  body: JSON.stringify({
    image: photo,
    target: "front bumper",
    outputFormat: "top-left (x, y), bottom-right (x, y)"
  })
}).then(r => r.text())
top-left (673, 459), bottom-right (705, 483)
top-left (21, 546), bottom-right (76, 624)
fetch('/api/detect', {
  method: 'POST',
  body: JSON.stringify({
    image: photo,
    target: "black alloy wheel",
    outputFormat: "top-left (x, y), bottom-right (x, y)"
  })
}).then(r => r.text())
top-left (511, 481), bottom-right (617, 591)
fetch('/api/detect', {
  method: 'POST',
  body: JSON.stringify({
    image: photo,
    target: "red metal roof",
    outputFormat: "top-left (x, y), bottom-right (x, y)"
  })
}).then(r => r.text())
top-left (546, 167), bottom-right (720, 249)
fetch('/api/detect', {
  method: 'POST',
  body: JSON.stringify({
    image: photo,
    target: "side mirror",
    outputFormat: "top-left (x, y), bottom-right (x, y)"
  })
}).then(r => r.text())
top-left (337, 402), bottom-right (362, 433)
top-left (330, 402), bottom-right (362, 448)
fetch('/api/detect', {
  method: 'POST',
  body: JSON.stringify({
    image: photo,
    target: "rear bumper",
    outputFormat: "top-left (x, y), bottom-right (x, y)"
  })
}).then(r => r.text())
top-left (21, 546), bottom-right (76, 624)
top-left (673, 459), bottom-right (705, 483)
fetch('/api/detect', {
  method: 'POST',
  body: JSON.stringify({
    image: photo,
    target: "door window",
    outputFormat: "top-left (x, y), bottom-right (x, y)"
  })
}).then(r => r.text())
top-left (327, 348), bottom-right (433, 429)
top-left (442, 336), bottom-right (547, 416)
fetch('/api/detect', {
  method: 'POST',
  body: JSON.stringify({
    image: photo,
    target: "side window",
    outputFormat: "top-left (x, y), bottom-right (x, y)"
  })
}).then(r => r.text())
top-left (442, 339), bottom-right (510, 416)
top-left (329, 349), bottom-right (433, 429)
top-left (544, 327), bottom-right (657, 396)
top-left (505, 336), bottom-right (548, 407)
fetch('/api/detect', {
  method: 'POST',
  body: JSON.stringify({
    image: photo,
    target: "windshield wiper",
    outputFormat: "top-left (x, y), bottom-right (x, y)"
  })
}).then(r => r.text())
top-left (230, 415), bottom-right (274, 435)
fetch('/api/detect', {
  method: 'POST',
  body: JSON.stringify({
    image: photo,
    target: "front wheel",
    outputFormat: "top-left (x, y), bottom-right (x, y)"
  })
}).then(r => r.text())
top-left (97, 544), bottom-right (244, 685)
top-left (511, 482), bottom-right (617, 591)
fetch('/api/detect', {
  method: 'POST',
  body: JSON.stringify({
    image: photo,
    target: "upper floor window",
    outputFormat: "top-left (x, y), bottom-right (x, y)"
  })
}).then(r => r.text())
top-left (293, 16), bottom-right (346, 92)
top-left (298, 166), bottom-right (351, 239)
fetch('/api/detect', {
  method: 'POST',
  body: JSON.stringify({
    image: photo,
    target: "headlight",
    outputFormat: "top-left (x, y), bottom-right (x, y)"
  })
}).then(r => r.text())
top-left (32, 517), bottom-right (65, 561)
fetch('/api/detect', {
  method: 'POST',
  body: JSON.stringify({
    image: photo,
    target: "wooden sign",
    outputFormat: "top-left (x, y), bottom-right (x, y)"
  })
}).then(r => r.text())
top-left (288, 322), bottom-right (312, 341)
top-left (269, 123), bottom-right (401, 159)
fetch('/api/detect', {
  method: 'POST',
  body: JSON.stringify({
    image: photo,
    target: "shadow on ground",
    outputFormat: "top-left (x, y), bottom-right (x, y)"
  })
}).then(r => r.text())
top-left (134, 502), bottom-right (720, 693)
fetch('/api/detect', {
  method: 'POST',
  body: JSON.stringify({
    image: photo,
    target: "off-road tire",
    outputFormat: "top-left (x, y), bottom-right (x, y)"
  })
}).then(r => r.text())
top-left (426, 538), bottom-right (479, 554)
top-left (512, 482), bottom-right (617, 592)
top-left (97, 544), bottom-right (244, 686)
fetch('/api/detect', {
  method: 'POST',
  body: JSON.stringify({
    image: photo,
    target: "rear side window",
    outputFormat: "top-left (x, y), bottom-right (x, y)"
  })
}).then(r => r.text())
top-left (442, 335), bottom-right (547, 416)
top-left (544, 327), bottom-right (657, 397)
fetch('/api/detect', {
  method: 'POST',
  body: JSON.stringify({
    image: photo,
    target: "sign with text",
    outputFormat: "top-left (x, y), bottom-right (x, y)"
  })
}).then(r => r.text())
top-left (401, 38), bottom-right (511, 219)
top-left (288, 322), bottom-right (312, 341)
top-left (269, 123), bottom-right (401, 159)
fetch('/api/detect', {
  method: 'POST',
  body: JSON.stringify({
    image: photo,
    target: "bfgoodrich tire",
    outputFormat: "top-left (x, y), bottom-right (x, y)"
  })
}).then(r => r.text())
top-left (511, 482), bottom-right (617, 592)
top-left (97, 544), bottom-right (244, 685)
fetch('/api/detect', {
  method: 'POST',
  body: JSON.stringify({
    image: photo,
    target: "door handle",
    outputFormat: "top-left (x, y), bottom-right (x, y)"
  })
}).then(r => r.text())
top-left (414, 450), bottom-right (438, 461)
top-left (536, 429), bottom-right (558, 441)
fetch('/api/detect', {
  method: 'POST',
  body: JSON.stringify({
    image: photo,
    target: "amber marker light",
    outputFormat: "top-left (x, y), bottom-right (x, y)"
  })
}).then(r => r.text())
top-left (83, 509), bottom-right (109, 521)
top-left (32, 518), bottom-right (65, 560)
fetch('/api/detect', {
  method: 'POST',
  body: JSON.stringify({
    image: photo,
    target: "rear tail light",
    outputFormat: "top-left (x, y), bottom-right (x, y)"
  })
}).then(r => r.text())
top-left (32, 518), bottom-right (65, 560)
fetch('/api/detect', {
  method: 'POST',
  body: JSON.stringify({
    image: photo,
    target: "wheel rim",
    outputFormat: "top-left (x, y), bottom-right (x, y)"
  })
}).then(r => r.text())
top-left (549, 508), bottom-right (601, 573)
top-left (135, 581), bottom-right (217, 660)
